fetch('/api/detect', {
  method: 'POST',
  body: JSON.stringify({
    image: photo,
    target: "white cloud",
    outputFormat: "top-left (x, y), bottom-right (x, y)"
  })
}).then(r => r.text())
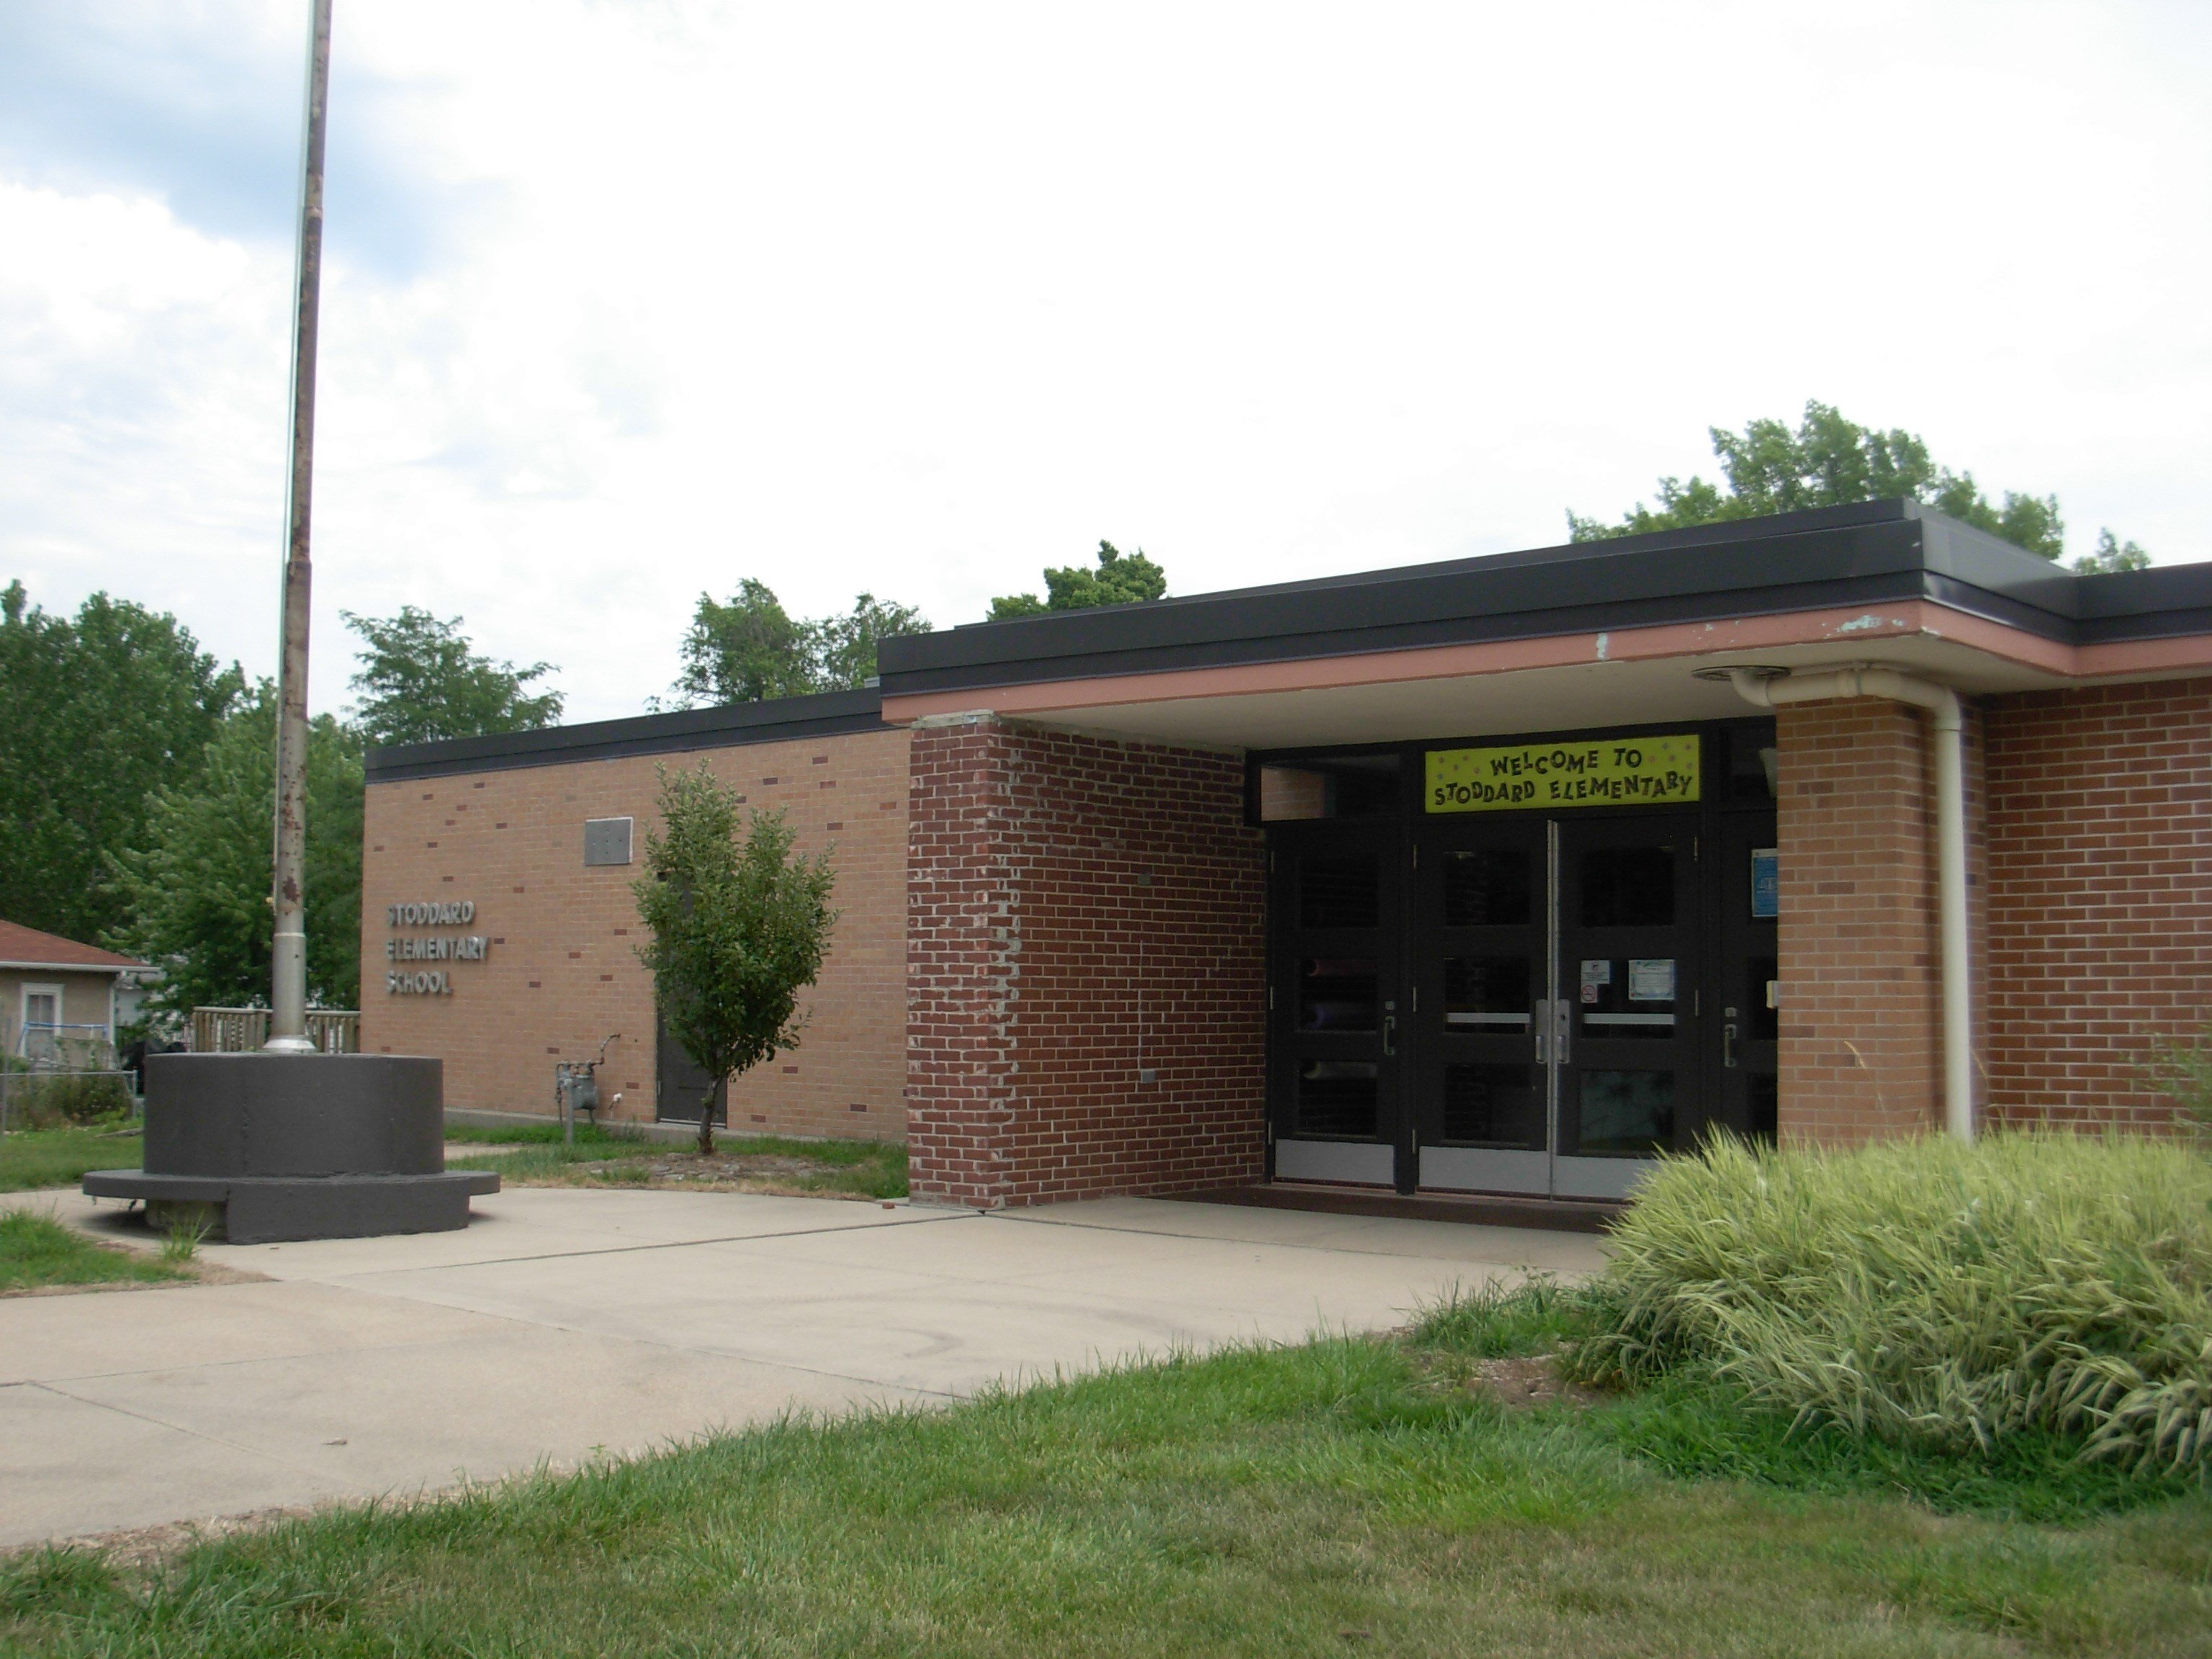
top-left (6, 0), bottom-right (2211, 721)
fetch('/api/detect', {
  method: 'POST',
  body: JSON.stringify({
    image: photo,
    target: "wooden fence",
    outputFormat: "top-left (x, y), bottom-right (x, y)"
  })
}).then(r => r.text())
top-left (189, 1008), bottom-right (360, 1054)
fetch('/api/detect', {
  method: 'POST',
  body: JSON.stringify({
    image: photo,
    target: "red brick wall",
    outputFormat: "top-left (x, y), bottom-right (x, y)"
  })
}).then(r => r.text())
top-left (1775, 698), bottom-right (1960, 1143)
top-left (906, 716), bottom-right (1267, 1207)
top-left (1984, 678), bottom-right (2212, 1130)
top-left (359, 727), bottom-right (911, 1140)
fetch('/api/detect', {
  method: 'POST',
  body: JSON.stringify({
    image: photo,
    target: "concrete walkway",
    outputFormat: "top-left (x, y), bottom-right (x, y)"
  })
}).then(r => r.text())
top-left (0, 1187), bottom-right (1604, 1549)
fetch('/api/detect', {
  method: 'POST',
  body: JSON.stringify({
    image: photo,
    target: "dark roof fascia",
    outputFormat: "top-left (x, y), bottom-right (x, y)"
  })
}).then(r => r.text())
top-left (876, 503), bottom-right (2212, 698)
top-left (364, 688), bottom-right (890, 783)
top-left (2072, 563), bottom-right (2212, 642)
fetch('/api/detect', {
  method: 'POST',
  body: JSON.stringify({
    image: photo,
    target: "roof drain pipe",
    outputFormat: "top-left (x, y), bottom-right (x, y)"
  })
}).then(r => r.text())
top-left (1722, 665), bottom-right (1973, 1144)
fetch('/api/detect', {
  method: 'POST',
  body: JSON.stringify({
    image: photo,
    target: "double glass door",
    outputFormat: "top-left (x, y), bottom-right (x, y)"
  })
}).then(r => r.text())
top-left (1269, 808), bottom-right (1764, 1199)
top-left (1415, 814), bottom-right (1695, 1200)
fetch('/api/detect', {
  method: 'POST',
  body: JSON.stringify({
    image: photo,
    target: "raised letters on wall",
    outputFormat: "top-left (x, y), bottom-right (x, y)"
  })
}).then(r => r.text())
top-left (384, 899), bottom-right (488, 996)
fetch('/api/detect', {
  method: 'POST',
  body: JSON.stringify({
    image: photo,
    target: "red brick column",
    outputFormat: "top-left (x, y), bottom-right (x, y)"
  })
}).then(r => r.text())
top-left (906, 716), bottom-right (1266, 1207)
top-left (1984, 679), bottom-right (2212, 1130)
top-left (904, 718), bottom-right (1018, 1206)
top-left (1775, 699), bottom-right (1946, 1143)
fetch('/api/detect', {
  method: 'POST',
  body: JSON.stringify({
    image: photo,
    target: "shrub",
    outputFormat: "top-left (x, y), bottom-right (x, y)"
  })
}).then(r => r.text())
top-left (1566, 1132), bottom-right (2212, 1474)
top-left (0, 1070), bottom-right (132, 1129)
top-left (2149, 1024), bottom-right (2212, 1138)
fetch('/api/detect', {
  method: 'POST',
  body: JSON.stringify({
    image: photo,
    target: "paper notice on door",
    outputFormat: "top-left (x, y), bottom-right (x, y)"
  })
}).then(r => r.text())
top-left (1628, 958), bottom-right (1676, 1002)
top-left (1751, 848), bottom-right (1779, 919)
top-left (1579, 958), bottom-right (1611, 1005)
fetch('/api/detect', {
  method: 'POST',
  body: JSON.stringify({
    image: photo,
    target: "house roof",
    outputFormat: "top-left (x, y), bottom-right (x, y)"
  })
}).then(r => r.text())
top-left (0, 920), bottom-right (146, 973)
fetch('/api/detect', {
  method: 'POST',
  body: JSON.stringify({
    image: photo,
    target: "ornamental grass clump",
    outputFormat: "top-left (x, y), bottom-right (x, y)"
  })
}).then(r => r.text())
top-left (1568, 1132), bottom-right (2212, 1474)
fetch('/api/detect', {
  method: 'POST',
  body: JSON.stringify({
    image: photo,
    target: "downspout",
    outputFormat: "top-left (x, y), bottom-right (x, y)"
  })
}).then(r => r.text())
top-left (1722, 665), bottom-right (1973, 1143)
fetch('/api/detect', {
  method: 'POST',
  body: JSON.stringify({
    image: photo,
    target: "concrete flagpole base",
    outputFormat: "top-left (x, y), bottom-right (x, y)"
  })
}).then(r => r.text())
top-left (83, 1053), bottom-right (497, 1244)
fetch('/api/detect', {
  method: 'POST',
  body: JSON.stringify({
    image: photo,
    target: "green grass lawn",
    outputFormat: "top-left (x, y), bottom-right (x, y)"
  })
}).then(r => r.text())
top-left (0, 1124), bottom-right (141, 1194)
top-left (444, 1120), bottom-right (908, 1200)
top-left (0, 1209), bottom-right (187, 1295)
top-left (5, 1290), bottom-right (2204, 1656)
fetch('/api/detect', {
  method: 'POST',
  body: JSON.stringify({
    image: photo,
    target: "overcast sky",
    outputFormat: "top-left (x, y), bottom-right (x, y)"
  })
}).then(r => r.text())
top-left (5, 1), bottom-right (2208, 723)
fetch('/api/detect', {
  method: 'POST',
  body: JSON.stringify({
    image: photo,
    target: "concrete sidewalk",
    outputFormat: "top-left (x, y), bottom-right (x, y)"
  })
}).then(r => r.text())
top-left (1, 1187), bottom-right (1604, 1548)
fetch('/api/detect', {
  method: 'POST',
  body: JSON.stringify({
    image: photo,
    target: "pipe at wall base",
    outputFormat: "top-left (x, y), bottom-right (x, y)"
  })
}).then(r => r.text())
top-left (1722, 665), bottom-right (1972, 1144)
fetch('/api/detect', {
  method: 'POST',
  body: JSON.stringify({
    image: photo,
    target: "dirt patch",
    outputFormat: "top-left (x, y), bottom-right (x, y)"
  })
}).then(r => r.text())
top-left (498, 1150), bottom-right (892, 1200)
top-left (1, 1256), bottom-right (269, 1298)
top-left (14, 1506), bottom-right (319, 1570)
top-left (640, 1153), bottom-right (839, 1184)
top-left (1465, 1353), bottom-right (1608, 1411)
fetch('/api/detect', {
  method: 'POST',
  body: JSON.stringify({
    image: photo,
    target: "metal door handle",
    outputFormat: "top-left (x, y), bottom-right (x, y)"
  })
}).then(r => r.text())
top-left (1723, 1022), bottom-right (1739, 1069)
top-left (1555, 1000), bottom-right (1570, 1066)
top-left (1382, 1014), bottom-right (1397, 1057)
top-left (1533, 998), bottom-right (1547, 1064)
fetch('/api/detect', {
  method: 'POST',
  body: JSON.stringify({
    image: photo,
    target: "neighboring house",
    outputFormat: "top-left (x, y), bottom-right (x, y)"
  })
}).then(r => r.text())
top-left (0, 920), bottom-right (149, 1061)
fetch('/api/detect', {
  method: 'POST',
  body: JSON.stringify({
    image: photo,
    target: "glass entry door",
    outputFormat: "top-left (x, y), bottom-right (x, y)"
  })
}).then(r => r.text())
top-left (1552, 816), bottom-right (1698, 1198)
top-left (1411, 812), bottom-right (1699, 1200)
top-left (1410, 823), bottom-right (1547, 1194)
top-left (1266, 822), bottom-right (1403, 1186)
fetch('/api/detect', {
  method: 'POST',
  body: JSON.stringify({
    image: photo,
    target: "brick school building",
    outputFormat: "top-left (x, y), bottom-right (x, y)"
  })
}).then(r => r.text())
top-left (361, 501), bottom-right (2211, 1219)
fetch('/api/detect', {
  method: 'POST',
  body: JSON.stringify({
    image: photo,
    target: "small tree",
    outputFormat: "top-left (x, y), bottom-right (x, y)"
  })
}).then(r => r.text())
top-left (631, 764), bottom-right (837, 1154)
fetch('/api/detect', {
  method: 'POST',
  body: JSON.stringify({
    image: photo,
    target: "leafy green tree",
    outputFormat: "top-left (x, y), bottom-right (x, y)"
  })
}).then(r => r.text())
top-left (341, 606), bottom-right (563, 747)
top-left (2074, 529), bottom-right (2152, 575)
top-left (664, 583), bottom-right (931, 708)
top-left (106, 685), bottom-right (363, 1016)
top-left (989, 541), bottom-right (1168, 620)
top-left (1567, 401), bottom-right (2144, 572)
top-left (631, 764), bottom-right (837, 1154)
top-left (811, 593), bottom-right (931, 690)
top-left (668, 580), bottom-right (813, 707)
top-left (0, 583), bottom-right (243, 943)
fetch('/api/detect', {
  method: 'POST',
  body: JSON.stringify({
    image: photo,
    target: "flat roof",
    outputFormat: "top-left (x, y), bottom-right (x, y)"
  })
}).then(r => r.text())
top-left (368, 500), bottom-right (2212, 779)
top-left (875, 500), bottom-right (2212, 700)
top-left (365, 687), bottom-right (888, 783)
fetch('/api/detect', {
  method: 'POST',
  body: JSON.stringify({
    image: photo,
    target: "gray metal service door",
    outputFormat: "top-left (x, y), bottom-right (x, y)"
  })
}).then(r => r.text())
top-left (655, 1007), bottom-right (726, 1127)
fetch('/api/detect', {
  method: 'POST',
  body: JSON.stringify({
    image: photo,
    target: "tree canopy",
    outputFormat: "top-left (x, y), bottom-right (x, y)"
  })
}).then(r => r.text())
top-left (0, 582), bottom-right (243, 944)
top-left (342, 606), bottom-right (564, 747)
top-left (989, 541), bottom-right (1168, 620)
top-left (0, 578), bottom-right (549, 1017)
top-left (631, 764), bottom-right (837, 1153)
top-left (106, 685), bottom-right (363, 1018)
top-left (1567, 402), bottom-right (2149, 574)
top-left (665, 583), bottom-right (930, 709)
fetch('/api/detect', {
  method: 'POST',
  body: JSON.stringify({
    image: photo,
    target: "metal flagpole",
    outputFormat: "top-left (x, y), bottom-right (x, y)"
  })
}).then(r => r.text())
top-left (267, 0), bottom-right (333, 1053)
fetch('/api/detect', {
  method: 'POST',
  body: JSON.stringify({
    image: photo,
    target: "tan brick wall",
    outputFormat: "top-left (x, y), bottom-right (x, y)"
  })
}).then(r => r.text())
top-left (359, 727), bottom-right (911, 1140)
top-left (1776, 698), bottom-right (1954, 1143)
top-left (1984, 678), bottom-right (2212, 1130)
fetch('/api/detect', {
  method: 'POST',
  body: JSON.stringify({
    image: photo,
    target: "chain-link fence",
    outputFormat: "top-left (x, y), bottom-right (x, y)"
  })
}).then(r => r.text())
top-left (0, 1016), bottom-right (134, 1133)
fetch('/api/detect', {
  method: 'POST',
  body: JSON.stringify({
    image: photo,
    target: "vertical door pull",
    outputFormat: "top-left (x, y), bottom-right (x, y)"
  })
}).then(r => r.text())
top-left (1555, 1000), bottom-right (1571, 1066)
top-left (1382, 1013), bottom-right (1398, 1056)
top-left (1534, 998), bottom-right (1549, 1064)
top-left (1723, 1022), bottom-right (1740, 1069)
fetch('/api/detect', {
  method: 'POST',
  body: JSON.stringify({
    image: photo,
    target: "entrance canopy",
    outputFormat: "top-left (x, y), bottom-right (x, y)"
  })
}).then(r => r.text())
top-left (878, 499), bottom-right (2212, 748)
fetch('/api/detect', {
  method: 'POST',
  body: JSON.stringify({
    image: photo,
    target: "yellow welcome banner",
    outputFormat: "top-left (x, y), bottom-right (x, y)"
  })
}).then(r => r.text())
top-left (1426, 733), bottom-right (1701, 813)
